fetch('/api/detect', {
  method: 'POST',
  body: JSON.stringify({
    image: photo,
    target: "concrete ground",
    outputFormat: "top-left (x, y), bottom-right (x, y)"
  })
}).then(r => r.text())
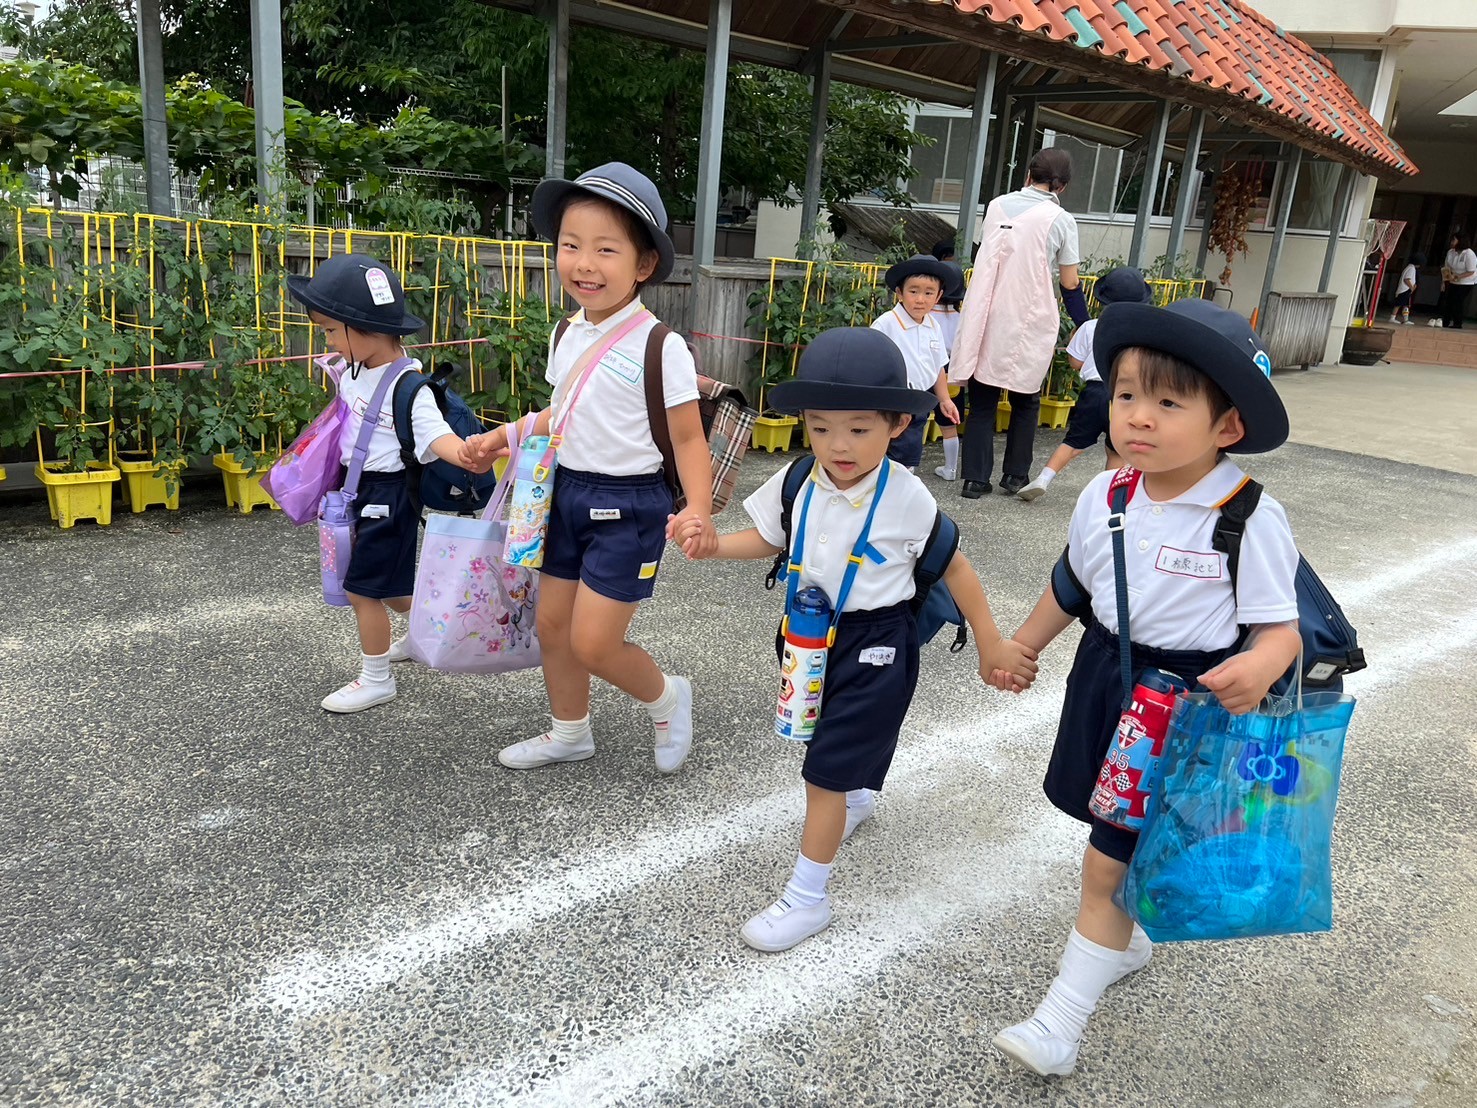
top-left (1, 363), bottom-right (1475, 1107)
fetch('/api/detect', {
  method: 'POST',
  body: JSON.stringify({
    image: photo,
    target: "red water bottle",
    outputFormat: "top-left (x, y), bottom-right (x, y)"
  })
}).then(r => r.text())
top-left (1089, 669), bottom-right (1188, 831)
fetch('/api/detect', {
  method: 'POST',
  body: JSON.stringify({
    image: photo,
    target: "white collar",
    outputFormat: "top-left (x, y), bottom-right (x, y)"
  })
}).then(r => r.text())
top-left (572, 296), bottom-right (646, 334)
top-left (1017, 186), bottom-right (1061, 207)
top-left (891, 304), bottom-right (935, 331)
top-left (1134, 458), bottom-right (1250, 509)
top-left (810, 458), bottom-right (891, 509)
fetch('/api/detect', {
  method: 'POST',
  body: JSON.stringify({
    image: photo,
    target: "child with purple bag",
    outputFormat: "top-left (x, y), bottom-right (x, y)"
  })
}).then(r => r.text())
top-left (287, 254), bottom-right (472, 714)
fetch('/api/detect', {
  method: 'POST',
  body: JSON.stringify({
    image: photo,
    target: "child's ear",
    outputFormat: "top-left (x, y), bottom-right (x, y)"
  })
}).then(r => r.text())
top-left (890, 415), bottom-right (911, 440)
top-left (635, 249), bottom-right (659, 284)
top-left (1215, 407), bottom-right (1246, 450)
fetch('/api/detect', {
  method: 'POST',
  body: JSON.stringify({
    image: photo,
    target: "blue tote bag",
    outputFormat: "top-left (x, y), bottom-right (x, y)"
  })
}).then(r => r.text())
top-left (1119, 676), bottom-right (1356, 943)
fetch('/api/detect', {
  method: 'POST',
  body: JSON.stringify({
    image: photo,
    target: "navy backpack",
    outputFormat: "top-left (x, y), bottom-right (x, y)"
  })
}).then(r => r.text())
top-left (391, 363), bottom-right (497, 514)
top-left (767, 456), bottom-right (967, 651)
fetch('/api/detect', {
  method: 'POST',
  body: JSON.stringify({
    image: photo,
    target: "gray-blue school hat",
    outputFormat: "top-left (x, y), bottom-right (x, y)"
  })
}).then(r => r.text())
top-left (532, 162), bottom-right (676, 285)
top-left (769, 328), bottom-right (938, 418)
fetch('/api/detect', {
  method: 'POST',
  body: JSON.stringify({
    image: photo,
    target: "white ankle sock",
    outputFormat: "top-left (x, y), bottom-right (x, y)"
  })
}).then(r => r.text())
top-left (845, 789), bottom-right (870, 808)
top-left (942, 438), bottom-right (960, 471)
top-left (783, 852), bottom-right (832, 909)
top-left (550, 714), bottom-right (592, 743)
top-left (1032, 929), bottom-right (1124, 1043)
top-left (642, 674), bottom-right (680, 744)
top-left (360, 651), bottom-right (391, 684)
top-left (1035, 466), bottom-right (1058, 488)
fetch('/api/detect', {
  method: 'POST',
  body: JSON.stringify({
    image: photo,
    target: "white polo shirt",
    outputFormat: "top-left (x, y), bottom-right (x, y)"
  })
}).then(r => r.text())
top-left (1065, 318), bottom-right (1101, 383)
top-left (870, 305), bottom-right (949, 393)
top-left (745, 459), bottom-right (938, 613)
top-left (1066, 461), bottom-right (1298, 652)
top-left (930, 304), bottom-right (961, 358)
top-left (545, 297), bottom-right (700, 476)
top-left (337, 357), bottom-right (454, 471)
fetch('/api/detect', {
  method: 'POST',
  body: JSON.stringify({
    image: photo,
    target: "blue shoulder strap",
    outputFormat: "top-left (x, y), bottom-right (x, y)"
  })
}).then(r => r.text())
top-left (1108, 478), bottom-right (1133, 709)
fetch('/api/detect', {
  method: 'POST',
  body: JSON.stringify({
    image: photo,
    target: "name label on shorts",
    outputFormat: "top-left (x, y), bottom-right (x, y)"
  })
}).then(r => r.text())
top-left (1155, 546), bottom-right (1223, 579)
top-left (859, 647), bottom-right (896, 666)
top-left (590, 507), bottom-right (622, 521)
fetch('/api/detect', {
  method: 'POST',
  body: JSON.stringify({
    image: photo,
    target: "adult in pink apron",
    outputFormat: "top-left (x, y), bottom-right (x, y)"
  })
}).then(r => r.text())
top-left (950, 148), bottom-right (1084, 498)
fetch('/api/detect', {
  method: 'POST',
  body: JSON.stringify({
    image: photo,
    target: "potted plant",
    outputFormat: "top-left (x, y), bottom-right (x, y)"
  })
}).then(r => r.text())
top-left (112, 367), bottom-right (189, 512)
top-left (198, 349), bottom-right (283, 514)
top-left (28, 371), bottom-right (121, 528)
top-left (1040, 348), bottom-right (1081, 429)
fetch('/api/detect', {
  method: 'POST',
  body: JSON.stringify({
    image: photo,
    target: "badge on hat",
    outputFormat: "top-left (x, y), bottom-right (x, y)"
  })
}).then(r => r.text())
top-left (364, 268), bottom-right (395, 306)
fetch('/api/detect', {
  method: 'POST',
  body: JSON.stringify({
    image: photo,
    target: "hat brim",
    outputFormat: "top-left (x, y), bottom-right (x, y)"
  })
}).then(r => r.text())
top-left (1094, 284), bottom-right (1152, 305)
top-left (769, 380), bottom-right (939, 418)
top-left (885, 256), bottom-right (954, 292)
top-left (1093, 303), bottom-right (1288, 454)
top-left (532, 178), bottom-right (676, 285)
top-left (286, 274), bottom-right (425, 336)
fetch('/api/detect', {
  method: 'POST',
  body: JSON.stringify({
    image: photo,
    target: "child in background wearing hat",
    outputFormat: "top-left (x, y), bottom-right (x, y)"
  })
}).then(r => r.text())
top-left (672, 328), bottom-right (1035, 952)
top-left (869, 254), bottom-right (959, 473)
top-left (987, 299), bottom-right (1302, 1076)
top-left (1015, 267), bottom-right (1151, 502)
top-left (287, 255), bottom-right (472, 714)
top-left (930, 261), bottom-right (967, 482)
top-left (463, 163), bottom-right (713, 775)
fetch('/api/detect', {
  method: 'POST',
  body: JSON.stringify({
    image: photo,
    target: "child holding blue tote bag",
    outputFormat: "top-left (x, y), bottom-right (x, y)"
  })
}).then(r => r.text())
top-left (985, 299), bottom-right (1306, 1077)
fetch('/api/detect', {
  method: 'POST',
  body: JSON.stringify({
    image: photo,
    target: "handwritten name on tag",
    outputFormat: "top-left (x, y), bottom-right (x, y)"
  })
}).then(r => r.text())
top-left (1155, 546), bottom-right (1223, 579)
top-left (590, 507), bottom-right (622, 521)
top-left (859, 646), bottom-right (896, 666)
top-left (599, 349), bottom-right (643, 384)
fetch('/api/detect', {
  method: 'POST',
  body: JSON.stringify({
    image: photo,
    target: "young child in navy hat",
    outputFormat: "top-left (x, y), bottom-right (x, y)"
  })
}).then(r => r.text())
top-left (286, 253), bottom-right (472, 713)
top-left (987, 299), bottom-right (1302, 1076)
top-left (870, 254), bottom-right (960, 472)
top-left (1016, 266), bottom-right (1152, 502)
top-left (463, 162), bottom-right (713, 775)
top-left (673, 327), bottom-right (1034, 952)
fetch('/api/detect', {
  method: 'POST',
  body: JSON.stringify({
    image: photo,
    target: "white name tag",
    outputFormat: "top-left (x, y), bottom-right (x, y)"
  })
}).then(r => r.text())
top-left (859, 646), bottom-right (896, 666)
top-left (364, 268), bottom-right (396, 305)
top-left (361, 504), bottom-right (390, 519)
top-left (599, 349), bottom-right (643, 384)
top-left (590, 507), bottom-right (622, 521)
top-left (1155, 546), bottom-right (1223, 579)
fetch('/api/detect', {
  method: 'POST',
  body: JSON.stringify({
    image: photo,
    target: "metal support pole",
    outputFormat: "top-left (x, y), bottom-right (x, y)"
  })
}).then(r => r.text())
top-left (1129, 99), bottom-right (1172, 269)
top-left (1318, 165), bottom-right (1356, 293)
top-left (987, 95), bottom-right (1012, 196)
top-left (136, 0), bottom-right (172, 216)
top-left (249, 0), bottom-right (285, 210)
top-left (1196, 150), bottom-right (1223, 278)
top-left (1259, 144), bottom-right (1304, 327)
top-left (956, 52), bottom-right (999, 255)
top-left (798, 50), bottom-right (833, 253)
top-left (694, 0), bottom-right (733, 270)
top-left (544, 0), bottom-right (569, 180)
top-left (1163, 110), bottom-right (1205, 278)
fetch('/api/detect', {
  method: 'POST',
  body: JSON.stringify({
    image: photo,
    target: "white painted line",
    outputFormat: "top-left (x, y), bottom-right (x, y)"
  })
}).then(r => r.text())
top-left (1332, 535), bottom-right (1477, 608)
top-left (421, 823), bottom-right (1078, 1108)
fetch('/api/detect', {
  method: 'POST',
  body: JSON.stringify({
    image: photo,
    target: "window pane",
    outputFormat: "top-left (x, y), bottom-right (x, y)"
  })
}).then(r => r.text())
top-left (909, 116), bottom-right (953, 204)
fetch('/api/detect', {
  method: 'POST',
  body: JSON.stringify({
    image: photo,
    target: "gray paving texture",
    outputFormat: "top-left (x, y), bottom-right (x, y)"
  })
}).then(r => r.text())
top-left (3, 371), bottom-right (1476, 1107)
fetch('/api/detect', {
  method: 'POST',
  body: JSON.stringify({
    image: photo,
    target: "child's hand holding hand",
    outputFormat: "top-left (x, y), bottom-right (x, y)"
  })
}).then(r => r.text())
top-left (1198, 652), bottom-right (1281, 715)
top-left (459, 434), bottom-right (496, 473)
top-left (981, 636), bottom-right (1038, 693)
top-left (666, 509), bottom-right (717, 559)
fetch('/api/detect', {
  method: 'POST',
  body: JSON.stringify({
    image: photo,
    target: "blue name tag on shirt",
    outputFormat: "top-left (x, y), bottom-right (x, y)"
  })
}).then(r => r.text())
top-left (599, 349), bottom-right (643, 384)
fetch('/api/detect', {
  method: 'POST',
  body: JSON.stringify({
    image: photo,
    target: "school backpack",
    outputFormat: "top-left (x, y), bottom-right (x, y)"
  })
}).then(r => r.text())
top-left (766, 455), bottom-right (968, 651)
top-left (390, 363), bottom-right (498, 514)
top-left (551, 318), bottom-right (758, 513)
top-left (1051, 470), bottom-right (1365, 693)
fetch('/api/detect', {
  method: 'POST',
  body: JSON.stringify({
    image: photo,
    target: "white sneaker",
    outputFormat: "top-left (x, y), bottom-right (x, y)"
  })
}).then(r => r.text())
top-left (934, 465), bottom-right (958, 481)
top-left (842, 790), bottom-right (876, 841)
top-left (1429, 319), bottom-right (1444, 328)
top-left (386, 635), bottom-right (413, 663)
top-left (654, 676), bottom-right (693, 774)
top-left (740, 896), bottom-right (832, 952)
top-left (1403, 318), bottom-right (1414, 325)
top-left (321, 677), bottom-right (397, 714)
top-left (1113, 925), bottom-right (1153, 983)
top-left (497, 731), bottom-right (596, 769)
top-left (1016, 477), bottom-right (1049, 502)
top-left (993, 1017), bottom-right (1080, 1077)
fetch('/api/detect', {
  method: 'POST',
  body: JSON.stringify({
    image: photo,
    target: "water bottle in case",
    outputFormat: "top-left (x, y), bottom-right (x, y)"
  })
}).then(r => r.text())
top-left (502, 435), bottom-right (556, 568)
top-left (776, 586), bottom-right (832, 742)
top-left (1089, 668), bottom-right (1189, 830)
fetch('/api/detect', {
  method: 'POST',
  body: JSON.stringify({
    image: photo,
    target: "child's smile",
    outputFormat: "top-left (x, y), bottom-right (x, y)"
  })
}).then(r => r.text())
top-left (556, 199), bottom-right (657, 324)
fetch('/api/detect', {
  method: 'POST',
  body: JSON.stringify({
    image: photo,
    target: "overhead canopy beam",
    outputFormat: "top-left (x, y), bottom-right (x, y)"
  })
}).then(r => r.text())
top-left (693, 0), bottom-right (732, 270)
top-left (957, 51), bottom-right (1000, 253)
top-left (826, 34), bottom-right (953, 54)
top-left (135, 0), bottom-right (172, 216)
top-left (249, 0), bottom-right (285, 210)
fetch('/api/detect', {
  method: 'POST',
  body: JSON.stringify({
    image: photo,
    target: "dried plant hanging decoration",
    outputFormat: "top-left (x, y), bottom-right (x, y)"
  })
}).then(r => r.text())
top-left (1209, 162), bottom-right (1261, 286)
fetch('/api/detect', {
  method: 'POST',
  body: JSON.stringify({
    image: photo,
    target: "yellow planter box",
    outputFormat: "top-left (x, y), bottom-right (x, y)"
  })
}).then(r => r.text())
top-left (751, 414), bottom-right (798, 454)
top-left (214, 453), bottom-right (280, 515)
top-left (1039, 397), bottom-right (1075, 430)
top-left (995, 400), bottom-right (1012, 434)
top-left (35, 461), bottom-right (121, 528)
top-left (922, 413), bottom-right (942, 443)
top-left (117, 454), bottom-right (184, 513)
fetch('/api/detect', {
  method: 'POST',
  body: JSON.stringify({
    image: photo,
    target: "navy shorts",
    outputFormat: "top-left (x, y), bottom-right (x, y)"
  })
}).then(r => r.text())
top-left (886, 413), bottom-right (928, 468)
top-left (1394, 290), bottom-right (1412, 309)
top-left (934, 388), bottom-right (964, 428)
top-left (1043, 619), bottom-right (1224, 864)
top-left (541, 468), bottom-right (674, 603)
top-left (343, 471), bottom-right (419, 600)
top-left (1063, 380), bottom-right (1113, 451)
top-left (774, 603), bottom-right (921, 793)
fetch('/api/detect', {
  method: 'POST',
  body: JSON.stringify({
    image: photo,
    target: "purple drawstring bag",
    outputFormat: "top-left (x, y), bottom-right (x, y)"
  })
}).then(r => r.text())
top-left (263, 356), bottom-right (350, 526)
top-left (317, 357), bottom-right (417, 607)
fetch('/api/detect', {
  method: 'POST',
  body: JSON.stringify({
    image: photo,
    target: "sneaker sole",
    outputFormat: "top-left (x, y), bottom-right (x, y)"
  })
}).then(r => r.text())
top-left (497, 747), bottom-right (596, 770)
top-left (740, 912), bottom-right (832, 953)
top-left (1017, 485), bottom-right (1046, 502)
top-left (321, 688), bottom-right (397, 714)
top-left (991, 1031), bottom-right (1076, 1077)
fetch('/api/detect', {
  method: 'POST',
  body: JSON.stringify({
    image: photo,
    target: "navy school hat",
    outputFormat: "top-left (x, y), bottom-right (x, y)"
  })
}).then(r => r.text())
top-left (1093, 266), bottom-right (1152, 306)
top-left (532, 162), bottom-right (676, 285)
top-left (939, 261), bottom-right (966, 303)
top-left (884, 253), bottom-right (955, 293)
top-left (1093, 299), bottom-right (1289, 454)
top-left (769, 328), bottom-right (938, 418)
top-left (286, 253), bottom-right (424, 335)
top-left (931, 238), bottom-right (957, 261)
